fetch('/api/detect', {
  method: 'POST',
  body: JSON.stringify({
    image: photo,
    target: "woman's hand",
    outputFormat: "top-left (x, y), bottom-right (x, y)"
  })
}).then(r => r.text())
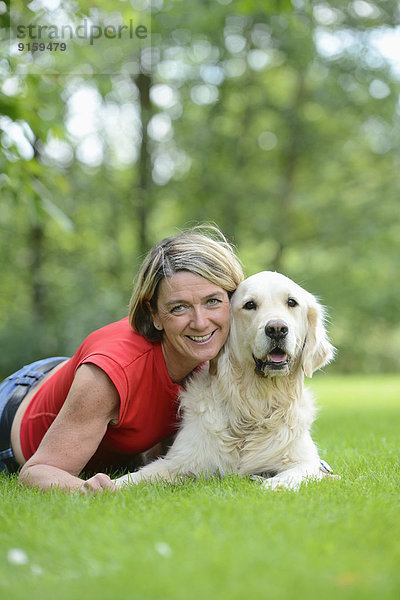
top-left (79, 473), bottom-right (118, 494)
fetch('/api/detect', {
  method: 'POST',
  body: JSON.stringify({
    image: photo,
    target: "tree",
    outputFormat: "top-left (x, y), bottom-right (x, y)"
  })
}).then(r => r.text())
top-left (1, 0), bottom-right (399, 373)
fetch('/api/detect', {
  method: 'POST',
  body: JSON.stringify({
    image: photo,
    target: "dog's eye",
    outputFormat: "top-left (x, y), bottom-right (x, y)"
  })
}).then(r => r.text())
top-left (287, 298), bottom-right (298, 308)
top-left (243, 301), bottom-right (257, 310)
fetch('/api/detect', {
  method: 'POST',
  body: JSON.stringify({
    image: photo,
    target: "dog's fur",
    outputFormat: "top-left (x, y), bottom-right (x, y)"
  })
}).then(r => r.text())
top-left (115, 271), bottom-right (336, 491)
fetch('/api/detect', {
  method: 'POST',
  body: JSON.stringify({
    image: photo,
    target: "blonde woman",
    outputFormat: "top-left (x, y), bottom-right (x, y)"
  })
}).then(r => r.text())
top-left (0, 226), bottom-right (243, 492)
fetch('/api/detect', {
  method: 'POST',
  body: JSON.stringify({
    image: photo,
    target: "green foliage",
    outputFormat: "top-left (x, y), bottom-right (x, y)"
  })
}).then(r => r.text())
top-left (1, 376), bottom-right (399, 599)
top-left (1, 0), bottom-right (399, 373)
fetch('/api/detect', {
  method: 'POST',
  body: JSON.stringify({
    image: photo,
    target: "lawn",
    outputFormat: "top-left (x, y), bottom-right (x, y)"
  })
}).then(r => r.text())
top-left (1, 376), bottom-right (399, 600)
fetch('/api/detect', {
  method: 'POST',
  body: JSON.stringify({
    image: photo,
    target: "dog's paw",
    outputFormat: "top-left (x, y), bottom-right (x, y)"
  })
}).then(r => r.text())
top-left (258, 464), bottom-right (325, 491)
top-left (259, 462), bottom-right (341, 491)
top-left (113, 472), bottom-right (140, 488)
top-left (319, 460), bottom-right (341, 481)
top-left (249, 472), bottom-right (303, 491)
top-left (261, 475), bottom-right (302, 491)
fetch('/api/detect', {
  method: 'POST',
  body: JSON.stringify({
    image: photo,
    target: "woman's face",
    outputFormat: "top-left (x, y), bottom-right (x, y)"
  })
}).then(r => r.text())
top-left (152, 271), bottom-right (230, 382)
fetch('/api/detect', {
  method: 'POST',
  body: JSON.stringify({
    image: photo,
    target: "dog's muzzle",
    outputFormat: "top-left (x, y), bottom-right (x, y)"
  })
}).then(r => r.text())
top-left (252, 349), bottom-right (291, 377)
top-left (252, 319), bottom-right (292, 377)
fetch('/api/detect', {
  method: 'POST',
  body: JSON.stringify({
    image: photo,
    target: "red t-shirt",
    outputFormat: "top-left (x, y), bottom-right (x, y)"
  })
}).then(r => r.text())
top-left (20, 318), bottom-right (182, 470)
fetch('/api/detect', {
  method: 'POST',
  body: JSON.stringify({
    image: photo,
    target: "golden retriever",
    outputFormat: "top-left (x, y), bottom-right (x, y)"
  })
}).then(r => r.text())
top-left (115, 271), bottom-right (336, 491)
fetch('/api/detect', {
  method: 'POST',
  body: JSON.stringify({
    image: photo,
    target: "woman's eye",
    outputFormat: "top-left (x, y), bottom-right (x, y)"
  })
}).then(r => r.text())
top-left (170, 304), bottom-right (186, 314)
top-left (243, 300), bottom-right (257, 310)
top-left (207, 298), bottom-right (221, 307)
top-left (287, 298), bottom-right (298, 308)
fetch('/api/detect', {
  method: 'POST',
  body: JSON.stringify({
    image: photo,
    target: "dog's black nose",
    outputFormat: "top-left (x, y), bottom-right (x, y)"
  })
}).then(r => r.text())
top-left (265, 320), bottom-right (289, 340)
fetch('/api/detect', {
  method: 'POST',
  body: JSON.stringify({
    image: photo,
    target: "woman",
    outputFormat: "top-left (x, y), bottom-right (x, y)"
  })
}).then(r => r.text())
top-left (0, 226), bottom-right (244, 493)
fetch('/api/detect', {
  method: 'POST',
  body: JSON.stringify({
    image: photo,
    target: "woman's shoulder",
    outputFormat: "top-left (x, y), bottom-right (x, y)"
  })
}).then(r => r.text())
top-left (77, 317), bottom-right (159, 370)
top-left (85, 317), bottom-right (151, 348)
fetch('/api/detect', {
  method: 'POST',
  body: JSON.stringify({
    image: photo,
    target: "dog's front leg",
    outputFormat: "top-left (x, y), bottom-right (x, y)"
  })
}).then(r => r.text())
top-left (261, 460), bottom-right (325, 491)
top-left (114, 457), bottom-right (180, 488)
top-left (114, 411), bottom-right (224, 488)
top-left (260, 433), bottom-right (337, 491)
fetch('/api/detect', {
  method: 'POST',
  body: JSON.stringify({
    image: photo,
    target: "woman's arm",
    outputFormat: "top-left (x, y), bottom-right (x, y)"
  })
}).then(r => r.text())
top-left (18, 363), bottom-right (120, 493)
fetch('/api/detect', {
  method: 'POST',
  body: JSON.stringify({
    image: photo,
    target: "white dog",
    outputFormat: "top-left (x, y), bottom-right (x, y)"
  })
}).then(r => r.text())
top-left (115, 271), bottom-right (336, 491)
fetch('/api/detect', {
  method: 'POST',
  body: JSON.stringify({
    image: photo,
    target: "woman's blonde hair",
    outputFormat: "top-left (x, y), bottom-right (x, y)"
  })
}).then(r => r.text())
top-left (129, 225), bottom-right (244, 341)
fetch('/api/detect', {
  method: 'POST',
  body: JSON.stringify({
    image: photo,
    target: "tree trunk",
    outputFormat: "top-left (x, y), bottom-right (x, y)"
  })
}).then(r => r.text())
top-left (272, 71), bottom-right (305, 272)
top-left (135, 72), bottom-right (152, 255)
top-left (29, 222), bottom-right (46, 321)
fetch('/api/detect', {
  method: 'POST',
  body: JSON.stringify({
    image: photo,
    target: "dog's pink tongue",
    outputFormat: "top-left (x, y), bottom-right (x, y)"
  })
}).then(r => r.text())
top-left (269, 352), bottom-right (287, 363)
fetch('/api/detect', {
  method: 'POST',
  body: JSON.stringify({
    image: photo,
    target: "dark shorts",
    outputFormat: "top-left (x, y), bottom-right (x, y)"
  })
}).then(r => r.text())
top-left (0, 357), bottom-right (69, 475)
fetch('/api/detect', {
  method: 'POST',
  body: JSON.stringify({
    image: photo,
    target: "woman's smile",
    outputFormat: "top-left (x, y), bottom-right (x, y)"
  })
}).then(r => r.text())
top-left (186, 331), bottom-right (216, 343)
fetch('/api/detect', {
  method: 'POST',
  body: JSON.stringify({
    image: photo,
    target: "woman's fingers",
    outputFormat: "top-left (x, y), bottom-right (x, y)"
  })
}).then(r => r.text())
top-left (79, 473), bottom-right (118, 494)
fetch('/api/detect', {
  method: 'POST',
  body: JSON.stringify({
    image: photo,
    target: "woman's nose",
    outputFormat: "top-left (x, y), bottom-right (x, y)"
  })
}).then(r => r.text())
top-left (190, 307), bottom-right (208, 330)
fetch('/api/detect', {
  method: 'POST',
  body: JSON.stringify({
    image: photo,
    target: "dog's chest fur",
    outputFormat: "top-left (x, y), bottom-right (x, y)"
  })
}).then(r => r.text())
top-left (179, 366), bottom-right (316, 476)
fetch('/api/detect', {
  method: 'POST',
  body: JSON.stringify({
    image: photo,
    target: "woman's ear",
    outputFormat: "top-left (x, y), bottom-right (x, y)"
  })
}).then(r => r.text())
top-left (147, 301), bottom-right (163, 331)
top-left (302, 302), bottom-right (335, 378)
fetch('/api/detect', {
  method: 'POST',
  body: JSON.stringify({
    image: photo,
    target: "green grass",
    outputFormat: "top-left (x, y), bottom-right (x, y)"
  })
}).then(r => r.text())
top-left (1, 376), bottom-right (399, 600)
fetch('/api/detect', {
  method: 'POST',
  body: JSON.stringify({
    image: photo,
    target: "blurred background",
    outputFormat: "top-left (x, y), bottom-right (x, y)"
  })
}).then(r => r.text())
top-left (0, 0), bottom-right (399, 376)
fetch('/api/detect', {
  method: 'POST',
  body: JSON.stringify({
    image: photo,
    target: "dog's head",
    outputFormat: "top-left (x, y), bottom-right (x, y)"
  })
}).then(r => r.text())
top-left (228, 271), bottom-right (335, 378)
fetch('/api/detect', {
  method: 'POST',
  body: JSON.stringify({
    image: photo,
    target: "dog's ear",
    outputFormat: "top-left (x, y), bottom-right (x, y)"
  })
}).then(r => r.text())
top-left (209, 345), bottom-right (226, 376)
top-left (302, 302), bottom-right (335, 378)
top-left (209, 340), bottom-right (232, 377)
